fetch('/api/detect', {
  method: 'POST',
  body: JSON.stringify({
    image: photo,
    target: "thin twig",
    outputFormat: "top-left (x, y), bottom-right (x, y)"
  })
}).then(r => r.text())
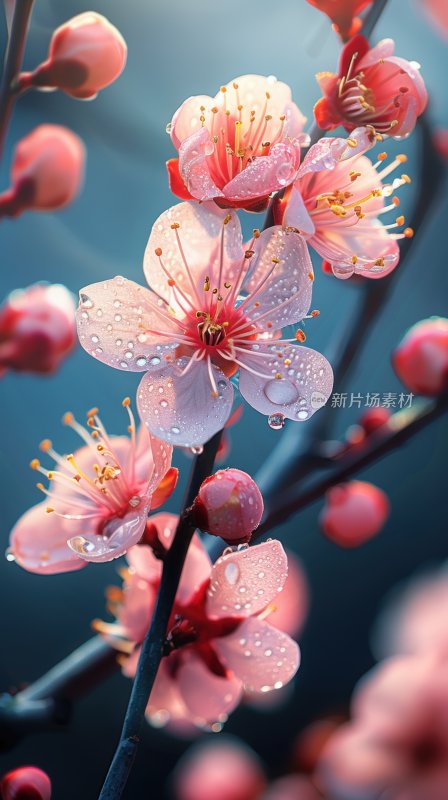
top-left (97, 430), bottom-right (223, 800)
top-left (0, 0), bottom-right (34, 161)
top-left (256, 392), bottom-right (448, 536)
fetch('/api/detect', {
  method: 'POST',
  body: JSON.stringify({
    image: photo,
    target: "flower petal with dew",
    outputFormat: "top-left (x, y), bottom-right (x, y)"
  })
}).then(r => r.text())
top-left (167, 75), bottom-right (307, 210)
top-left (8, 401), bottom-right (174, 573)
top-left (100, 534), bottom-right (300, 732)
top-left (276, 127), bottom-right (413, 279)
top-left (76, 201), bottom-right (333, 445)
top-left (314, 35), bottom-right (427, 138)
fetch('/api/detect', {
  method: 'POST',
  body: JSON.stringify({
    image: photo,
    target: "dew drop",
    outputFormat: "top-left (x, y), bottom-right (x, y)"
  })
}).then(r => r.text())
top-left (190, 445), bottom-right (204, 455)
top-left (150, 356), bottom-right (161, 366)
top-left (224, 562), bottom-right (239, 585)
top-left (170, 426), bottom-right (180, 435)
top-left (268, 412), bottom-right (286, 430)
top-left (136, 356), bottom-right (147, 367)
top-left (5, 548), bottom-right (16, 562)
top-left (80, 293), bottom-right (93, 309)
top-left (264, 378), bottom-right (299, 405)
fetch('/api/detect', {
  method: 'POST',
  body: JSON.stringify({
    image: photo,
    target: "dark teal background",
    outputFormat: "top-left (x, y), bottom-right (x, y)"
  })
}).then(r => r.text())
top-left (1, 1), bottom-right (447, 797)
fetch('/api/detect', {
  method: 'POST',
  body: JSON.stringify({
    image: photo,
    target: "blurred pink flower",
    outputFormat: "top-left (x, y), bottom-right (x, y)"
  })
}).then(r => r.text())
top-left (261, 774), bottom-right (321, 800)
top-left (173, 738), bottom-right (266, 800)
top-left (167, 75), bottom-right (307, 211)
top-left (0, 125), bottom-right (85, 218)
top-left (421, 0), bottom-right (448, 39)
top-left (76, 201), bottom-right (333, 447)
top-left (305, 1), bottom-right (372, 41)
top-left (0, 283), bottom-right (76, 376)
top-left (0, 766), bottom-right (52, 800)
top-left (392, 317), bottom-right (448, 396)
top-left (314, 35), bottom-right (427, 138)
top-left (373, 563), bottom-right (448, 660)
top-left (17, 12), bottom-right (127, 100)
top-left (193, 468), bottom-right (264, 544)
top-left (319, 652), bottom-right (448, 800)
top-left (8, 402), bottom-right (175, 573)
top-left (275, 127), bottom-right (412, 278)
top-left (319, 480), bottom-right (390, 547)
top-left (101, 525), bottom-right (300, 731)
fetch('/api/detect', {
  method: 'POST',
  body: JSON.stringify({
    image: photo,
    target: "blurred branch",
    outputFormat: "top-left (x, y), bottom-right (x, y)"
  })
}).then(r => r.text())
top-left (0, 0), bottom-right (34, 160)
top-left (97, 430), bottom-right (223, 800)
top-left (256, 392), bottom-right (448, 537)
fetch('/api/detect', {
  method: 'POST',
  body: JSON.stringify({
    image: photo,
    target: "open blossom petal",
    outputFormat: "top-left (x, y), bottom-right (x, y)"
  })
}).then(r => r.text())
top-left (244, 228), bottom-right (313, 329)
top-left (118, 573), bottom-right (156, 643)
top-left (223, 140), bottom-right (301, 202)
top-left (214, 616), bottom-right (300, 693)
top-left (239, 344), bottom-right (333, 422)
top-left (67, 506), bottom-right (150, 562)
top-left (177, 651), bottom-right (243, 725)
top-left (128, 513), bottom-right (211, 605)
top-left (144, 201), bottom-right (242, 306)
top-left (76, 276), bottom-right (176, 371)
top-left (145, 657), bottom-right (192, 727)
top-left (280, 131), bottom-right (410, 279)
top-left (9, 502), bottom-right (88, 574)
top-left (137, 358), bottom-right (234, 448)
top-left (207, 540), bottom-right (289, 620)
top-left (168, 75), bottom-right (306, 208)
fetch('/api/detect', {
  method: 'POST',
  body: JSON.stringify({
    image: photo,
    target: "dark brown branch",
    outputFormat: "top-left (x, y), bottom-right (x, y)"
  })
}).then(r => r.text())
top-left (0, 0), bottom-right (34, 160)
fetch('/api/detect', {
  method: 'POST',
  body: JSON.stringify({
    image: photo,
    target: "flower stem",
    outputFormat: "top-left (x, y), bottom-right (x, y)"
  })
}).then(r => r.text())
top-left (0, 0), bottom-right (34, 161)
top-left (97, 430), bottom-right (223, 800)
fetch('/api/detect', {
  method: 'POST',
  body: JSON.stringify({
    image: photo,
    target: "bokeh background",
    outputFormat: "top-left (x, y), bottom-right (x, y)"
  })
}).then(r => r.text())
top-left (1, 0), bottom-right (447, 797)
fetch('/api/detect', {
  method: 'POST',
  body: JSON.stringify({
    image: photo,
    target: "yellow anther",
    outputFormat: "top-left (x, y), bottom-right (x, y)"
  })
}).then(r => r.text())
top-left (378, 152), bottom-right (388, 161)
top-left (284, 358), bottom-right (292, 367)
top-left (275, 372), bottom-right (282, 380)
top-left (170, 222), bottom-right (180, 230)
top-left (122, 397), bottom-right (131, 407)
top-left (223, 213), bottom-right (232, 225)
top-left (401, 174), bottom-right (411, 184)
top-left (308, 272), bottom-right (315, 282)
top-left (311, 309), bottom-right (320, 317)
top-left (87, 407), bottom-right (99, 418)
top-left (295, 330), bottom-right (307, 343)
top-left (204, 277), bottom-right (210, 292)
top-left (253, 228), bottom-right (260, 239)
top-left (396, 215), bottom-right (405, 226)
top-left (36, 482), bottom-right (45, 491)
top-left (397, 154), bottom-right (407, 163)
top-left (271, 257), bottom-right (280, 264)
top-left (224, 282), bottom-right (231, 289)
top-left (245, 250), bottom-right (255, 259)
top-left (155, 247), bottom-right (162, 256)
top-left (347, 138), bottom-right (358, 148)
top-left (62, 412), bottom-right (74, 425)
top-left (39, 439), bottom-right (52, 453)
top-left (220, 86), bottom-right (227, 93)
top-left (46, 507), bottom-right (54, 514)
top-left (404, 227), bottom-right (414, 238)
top-left (30, 459), bottom-right (40, 470)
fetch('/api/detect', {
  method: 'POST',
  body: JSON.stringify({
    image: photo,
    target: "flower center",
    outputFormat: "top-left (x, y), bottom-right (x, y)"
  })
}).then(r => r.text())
top-left (337, 53), bottom-right (410, 133)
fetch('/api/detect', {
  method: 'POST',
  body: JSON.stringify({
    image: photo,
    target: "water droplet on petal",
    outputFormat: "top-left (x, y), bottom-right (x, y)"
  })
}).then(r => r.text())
top-left (5, 548), bottom-right (16, 562)
top-left (80, 293), bottom-right (93, 309)
top-left (264, 378), bottom-right (299, 405)
top-left (224, 561), bottom-right (239, 586)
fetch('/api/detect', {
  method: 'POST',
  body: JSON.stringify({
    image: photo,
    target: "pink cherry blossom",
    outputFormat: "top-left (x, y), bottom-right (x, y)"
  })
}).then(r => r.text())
top-left (76, 201), bottom-right (333, 447)
top-left (318, 652), bottom-right (448, 800)
top-left (320, 480), bottom-right (390, 547)
top-left (276, 127), bottom-right (412, 278)
top-left (0, 125), bottom-right (85, 218)
top-left (314, 35), bottom-right (427, 138)
top-left (305, 1), bottom-right (372, 41)
top-left (392, 317), bottom-right (448, 396)
top-left (0, 766), bottom-right (52, 800)
top-left (17, 12), bottom-right (126, 100)
top-left (373, 562), bottom-right (448, 660)
top-left (173, 739), bottom-right (266, 800)
top-left (194, 468), bottom-right (264, 544)
top-left (166, 75), bottom-right (307, 211)
top-left (8, 401), bottom-right (175, 573)
top-left (101, 523), bottom-right (300, 731)
top-left (0, 283), bottom-right (76, 377)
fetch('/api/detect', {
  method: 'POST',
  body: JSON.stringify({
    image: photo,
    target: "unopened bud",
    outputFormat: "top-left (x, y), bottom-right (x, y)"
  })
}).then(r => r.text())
top-left (392, 317), bottom-right (448, 396)
top-left (1, 766), bottom-right (51, 800)
top-left (319, 481), bottom-right (389, 548)
top-left (193, 468), bottom-right (263, 544)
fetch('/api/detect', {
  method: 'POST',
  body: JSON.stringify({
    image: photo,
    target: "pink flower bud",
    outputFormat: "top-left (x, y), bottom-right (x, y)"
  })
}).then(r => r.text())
top-left (392, 317), bottom-right (448, 396)
top-left (320, 481), bottom-right (390, 547)
top-left (0, 283), bottom-right (76, 375)
top-left (0, 125), bottom-right (85, 218)
top-left (1, 766), bottom-right (51, 800)
top-left (173, 740), bottom-right (266, 800)
top-left (193, 468), bottom-right (263, 544)
top-left (19, 12), bottom-right (127, 99)
top-left (359, 407), bottom-right (391, 435)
